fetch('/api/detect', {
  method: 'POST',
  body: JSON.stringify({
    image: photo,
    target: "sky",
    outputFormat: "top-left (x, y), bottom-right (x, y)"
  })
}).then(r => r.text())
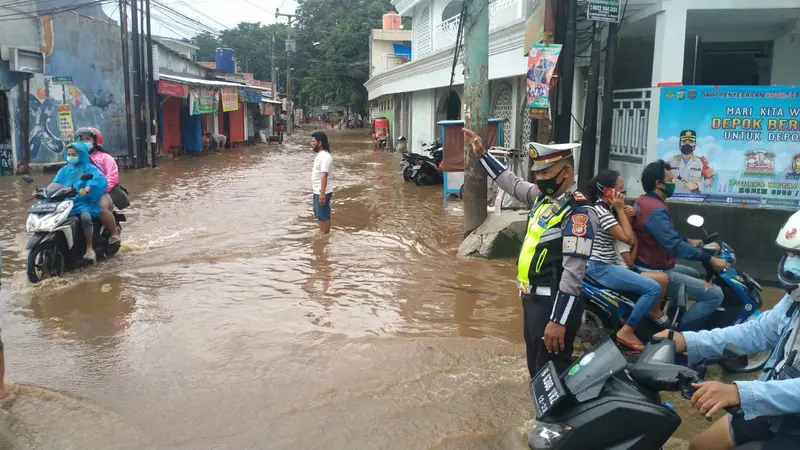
top-left (102, 0), bottom-right (298, 40)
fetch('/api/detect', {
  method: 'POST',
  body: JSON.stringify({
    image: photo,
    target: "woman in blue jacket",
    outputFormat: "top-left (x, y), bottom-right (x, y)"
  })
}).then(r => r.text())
top-left (53, 141), bottom-right (108, 261)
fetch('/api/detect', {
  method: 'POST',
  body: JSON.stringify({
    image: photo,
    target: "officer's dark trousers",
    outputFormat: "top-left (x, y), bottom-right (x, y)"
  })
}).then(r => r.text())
top-left (522, 293), bottom-right (585, 378)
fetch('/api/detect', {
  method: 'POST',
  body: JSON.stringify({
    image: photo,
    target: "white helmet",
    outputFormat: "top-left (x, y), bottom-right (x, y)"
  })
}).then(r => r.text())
top-left (776, 210), bottom-right (800, 289)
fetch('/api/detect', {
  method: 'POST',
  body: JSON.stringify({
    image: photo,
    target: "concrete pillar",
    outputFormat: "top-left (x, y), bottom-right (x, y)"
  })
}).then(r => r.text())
top-left (651, 6), bottom-right (687, 86)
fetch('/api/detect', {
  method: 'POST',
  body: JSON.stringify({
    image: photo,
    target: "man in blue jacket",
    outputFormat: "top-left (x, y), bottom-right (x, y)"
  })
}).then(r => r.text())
top-left (655, 211), bottom-right (800, 449)
top-left (632, 160), bottom-right (729, 331)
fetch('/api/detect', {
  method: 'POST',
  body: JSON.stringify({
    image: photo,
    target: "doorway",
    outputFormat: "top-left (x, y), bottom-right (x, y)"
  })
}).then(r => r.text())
top-left (445, 91), bottom-right (461, 120)
top-left (0, 91), bottom-right (12, 174)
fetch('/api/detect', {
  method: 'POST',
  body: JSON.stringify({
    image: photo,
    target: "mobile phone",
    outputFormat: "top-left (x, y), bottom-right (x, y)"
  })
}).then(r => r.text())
top-left (603, 187), bottom-right (615, 201)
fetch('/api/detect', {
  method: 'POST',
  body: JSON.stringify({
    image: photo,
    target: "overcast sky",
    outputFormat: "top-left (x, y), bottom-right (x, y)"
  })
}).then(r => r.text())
top-left (102, 0), bottom-right (298, 40)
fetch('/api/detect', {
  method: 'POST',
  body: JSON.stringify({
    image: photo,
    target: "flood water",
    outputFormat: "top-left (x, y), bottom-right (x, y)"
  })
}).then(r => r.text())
top-left (0, 129), bottom-right (784, 449)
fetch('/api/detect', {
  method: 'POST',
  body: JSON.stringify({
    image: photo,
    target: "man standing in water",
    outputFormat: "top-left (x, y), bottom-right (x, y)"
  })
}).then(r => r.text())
top-left (311, 131), bottom-right (333, 234)
top-left (464, 128), bottom-right (598, 377)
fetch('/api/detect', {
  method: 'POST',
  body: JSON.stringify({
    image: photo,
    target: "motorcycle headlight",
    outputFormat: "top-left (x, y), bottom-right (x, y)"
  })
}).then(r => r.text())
top-left (27, 202), bottom-right (71, 233)
top-left (528, 421), bottom-right (571, 449)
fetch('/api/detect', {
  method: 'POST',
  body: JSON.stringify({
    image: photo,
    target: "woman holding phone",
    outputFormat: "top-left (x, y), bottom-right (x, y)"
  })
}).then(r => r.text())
top-left (585, 169), bottom-right (667, 351)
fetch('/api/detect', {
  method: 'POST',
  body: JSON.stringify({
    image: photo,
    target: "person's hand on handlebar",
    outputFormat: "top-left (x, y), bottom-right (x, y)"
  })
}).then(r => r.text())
top-left (653, 329), bottom-right (686, 352)
top-left (690, 381), bottom-right (741, 419)
top-left (688, 238), bottom-right (703, 247)
top-left (710, 256), bottom-right (730, 272)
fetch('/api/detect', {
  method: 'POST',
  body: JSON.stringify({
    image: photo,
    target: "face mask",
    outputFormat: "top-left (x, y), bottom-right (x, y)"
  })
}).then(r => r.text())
top-left (680, 144), bottom-right (694, 155)
top-left (67, 156), bottom-right (79, 165)
top-left (660, 182), bottom-right (676, 198)
top-left (85, 142), bottom-right (95, 152)
top-left (536, 167), bottom-right (566, 197)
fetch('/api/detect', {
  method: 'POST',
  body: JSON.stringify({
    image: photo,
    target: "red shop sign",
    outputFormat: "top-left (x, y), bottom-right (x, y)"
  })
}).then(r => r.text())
top-left (158, 80), bottom-right (189, 98)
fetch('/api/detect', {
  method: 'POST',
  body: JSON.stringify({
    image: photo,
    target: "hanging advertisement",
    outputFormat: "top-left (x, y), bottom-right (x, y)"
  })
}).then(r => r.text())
top-left (158, 80), bottom-right (188, 98)
top-left (221, 87), bottom-right (239, 112)
top-left (57, 104), bottom-right (74, 141)
top-left (189, 87), bottom-right (219, 115)
top-left (527, 44), bottom-right (562, 120)
top-left (587, 0), bottom-right (622, 22)
top-left (240, 89), bottom-right (262, 104)
top-left (260, 103), bottom-right (274, 116)
top-left (656, 85), bottom-right (800, 209)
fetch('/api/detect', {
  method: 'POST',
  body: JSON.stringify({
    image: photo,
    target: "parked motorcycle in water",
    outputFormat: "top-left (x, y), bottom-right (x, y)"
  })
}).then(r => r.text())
top-left (400, 139), bottom-right (443, 184)
top-left (527, 336), bottom-right (770, 450)
top-left (23, 174), bottom-right (125, 283)
top-left (581, 214), bottom-right (769, 373)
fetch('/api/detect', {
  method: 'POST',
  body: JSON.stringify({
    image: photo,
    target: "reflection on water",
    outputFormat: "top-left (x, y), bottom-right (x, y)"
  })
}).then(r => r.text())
top-left (0, 129), bottom-right (783, 449)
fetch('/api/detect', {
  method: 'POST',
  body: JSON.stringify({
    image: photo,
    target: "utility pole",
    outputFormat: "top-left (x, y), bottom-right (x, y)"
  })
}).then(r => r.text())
top-left (270, 33), bottom-right (276, 96)
top-left (462, 0), bottom-right (490, 236)
top-left (555, 0), bottom-right (577, 144)
top-left (578, 22), bottom-right (601, 187)
top-left (276, 8), bottom-right (296, 135)
top-left (138, 0), bottom-right (148, 167)
top-left (120, 0), bottom-right (135, 167)
top-left (598, 22), bottom-right (618, 170)
top-left (145, 0), bottom-right (157, 167)
top-left (130, 0), bottom-right (142, 168)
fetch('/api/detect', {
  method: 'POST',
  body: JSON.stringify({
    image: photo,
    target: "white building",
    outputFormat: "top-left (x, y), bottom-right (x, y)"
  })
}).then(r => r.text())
top-left (366, 0), bottom-right (800, 194)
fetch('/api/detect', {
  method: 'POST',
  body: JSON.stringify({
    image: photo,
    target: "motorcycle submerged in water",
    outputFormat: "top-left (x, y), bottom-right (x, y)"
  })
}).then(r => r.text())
top-left (400, 139), bottom-right (443, 185)
top-left (527, 335), bottom-right (784, 450)
top-left (23, 174), bottom-right (125, 283)
top-left (581, 214), bottom-right (769, 373)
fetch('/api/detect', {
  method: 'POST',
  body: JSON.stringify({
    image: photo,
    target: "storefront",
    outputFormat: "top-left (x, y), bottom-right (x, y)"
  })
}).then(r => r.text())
top-left (156, 79), bottom-right (188, 154)
top-left (240, 88), bottom-right (263, 141)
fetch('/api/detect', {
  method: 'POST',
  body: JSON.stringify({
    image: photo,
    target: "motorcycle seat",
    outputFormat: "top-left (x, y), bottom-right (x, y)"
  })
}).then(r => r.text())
top-left (584, 275), bottom-right (640, 302)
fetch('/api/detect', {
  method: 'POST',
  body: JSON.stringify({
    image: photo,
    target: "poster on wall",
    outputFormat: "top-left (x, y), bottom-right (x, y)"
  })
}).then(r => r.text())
top-left (656, 85), bottom-right (800, 209)
top-left (57, 104), bottom-right (74, 141)
top-left (221, 88), bottom-right (239, 112)
top-left (527, 44), bottom-right (562, 120)
top-left (189, 87), bottom-right (219, 115)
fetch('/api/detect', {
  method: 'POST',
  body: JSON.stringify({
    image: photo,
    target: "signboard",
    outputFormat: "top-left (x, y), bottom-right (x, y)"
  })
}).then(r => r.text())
top-left (189, 87), bottom-right (219, 115)
top-left (587, 0), bottom-right (621, 22)
top-left (524, 0), bottom-right (546, 55)
top-left (157, 80), bottom-right (188, 98)
top-left (260, 103), bottom-right (273, 116)
top-left (656, 85), bottom-right (800, 209)
top-left (57, 104), bottom-right (74, 141)
top-left (240, 89), bottom-right (262, 104)
top-left (527, 44), bottom-right (562, 120)
top-left (51, 76), bottom-right (73, 85)
top-left (221, 87), bottom-right (239, 112)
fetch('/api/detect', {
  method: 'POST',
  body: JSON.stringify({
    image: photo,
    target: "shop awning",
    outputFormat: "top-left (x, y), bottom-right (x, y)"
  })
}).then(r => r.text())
top-left (262, 98), bottom-right (282, 105)
top-left (160, 73), bottom-right (245, 88)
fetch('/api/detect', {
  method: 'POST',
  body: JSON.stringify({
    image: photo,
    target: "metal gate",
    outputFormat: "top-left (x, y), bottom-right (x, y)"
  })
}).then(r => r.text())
top-left (0, 91), bottom-right (12, 175)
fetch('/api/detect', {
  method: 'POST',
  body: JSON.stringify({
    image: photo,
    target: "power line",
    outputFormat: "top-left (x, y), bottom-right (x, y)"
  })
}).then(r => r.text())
top-left (0, 0), bottom-right (112, 21)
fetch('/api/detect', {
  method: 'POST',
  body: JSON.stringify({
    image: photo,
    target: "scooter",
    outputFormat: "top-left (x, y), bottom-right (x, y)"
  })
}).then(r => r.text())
top-left (400, 139), bottom-right (442, 182)
top-left (528, 335), bottom-right (777, 450)
top-left (23, 174), bottom-right (125, 283)
top-left (413, 145), bottom-right (443, 186)
top-left (581, 213), bottom-right (768, 373)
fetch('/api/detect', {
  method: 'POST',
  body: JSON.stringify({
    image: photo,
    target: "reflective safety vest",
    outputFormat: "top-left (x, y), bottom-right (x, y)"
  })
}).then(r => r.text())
top-left (517, 194), bottom-right (587, 288)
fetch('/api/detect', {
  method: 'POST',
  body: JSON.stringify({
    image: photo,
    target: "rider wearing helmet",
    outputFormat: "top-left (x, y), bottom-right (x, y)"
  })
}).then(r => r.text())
top-left (75, 127), bottom-right (121, 245)
top-left (656, 211), bottom-right (800, 449)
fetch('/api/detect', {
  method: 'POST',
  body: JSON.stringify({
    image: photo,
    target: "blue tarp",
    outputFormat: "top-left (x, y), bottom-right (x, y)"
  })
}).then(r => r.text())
top-left (393, 44), bottom-right (411, 59)
top-left (182, 106), bottom-right (202, 152)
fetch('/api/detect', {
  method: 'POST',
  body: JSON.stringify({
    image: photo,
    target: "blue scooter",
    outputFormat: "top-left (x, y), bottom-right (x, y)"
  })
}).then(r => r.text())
top-left (581, 214), bottom-right (769, 373)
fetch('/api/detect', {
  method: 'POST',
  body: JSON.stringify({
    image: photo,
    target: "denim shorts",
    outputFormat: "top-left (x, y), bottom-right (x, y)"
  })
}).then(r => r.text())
top-left (313, 192), bottom-right (333, 221)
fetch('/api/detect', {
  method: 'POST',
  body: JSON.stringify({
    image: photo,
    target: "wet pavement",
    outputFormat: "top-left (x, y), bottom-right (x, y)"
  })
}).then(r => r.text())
top-left (0, 129), bottom-right (785, 449)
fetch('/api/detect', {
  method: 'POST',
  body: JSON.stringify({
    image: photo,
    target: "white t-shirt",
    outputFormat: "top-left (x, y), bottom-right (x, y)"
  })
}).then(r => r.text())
top-left (615, 240), bottom-right (632, 268)
top-left (311, 150), bottom-right (333, 195)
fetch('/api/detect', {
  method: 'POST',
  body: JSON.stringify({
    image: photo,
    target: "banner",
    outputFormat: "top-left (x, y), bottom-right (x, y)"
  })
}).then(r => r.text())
top-left (656, 85), bottom-right (800, 209)
top-left (189, 87), bottom-right (218, 115)
top-left (57, 104), bottom-right (74, 141)
top-left (527, 44), bottom-right (562, 120)
top-left (158, 80), bottom-right (188, 98)
top-left (260, 103), bottom-right (273, 116)
top-left (240, 89), bottom-right (262, 104)
top-left (221, 87), bottom-right (239, 112)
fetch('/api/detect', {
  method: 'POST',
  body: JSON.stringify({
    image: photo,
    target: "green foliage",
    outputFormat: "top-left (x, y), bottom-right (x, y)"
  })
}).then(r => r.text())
top-left (191, 31), bottom-right (219, 62)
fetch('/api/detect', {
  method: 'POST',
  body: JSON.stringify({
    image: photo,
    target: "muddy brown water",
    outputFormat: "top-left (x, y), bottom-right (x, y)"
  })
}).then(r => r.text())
top-left (0, 129), bottom-right (785, 449)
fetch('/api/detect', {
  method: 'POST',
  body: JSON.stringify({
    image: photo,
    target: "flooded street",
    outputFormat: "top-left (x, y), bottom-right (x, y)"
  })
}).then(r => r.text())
top-left (0, 129), bottom-right (784, 449)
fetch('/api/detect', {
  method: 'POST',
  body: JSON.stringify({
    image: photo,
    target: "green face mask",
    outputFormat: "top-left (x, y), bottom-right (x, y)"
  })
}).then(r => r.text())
top-left (660, 182), bottom-right (676, 198)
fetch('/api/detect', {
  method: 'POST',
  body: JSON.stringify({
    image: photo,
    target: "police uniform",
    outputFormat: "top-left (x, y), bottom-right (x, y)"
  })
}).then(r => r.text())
top-left (478, 142), bottom-right (598, 377)
top-left (668, 129), bottom-right (714, 195)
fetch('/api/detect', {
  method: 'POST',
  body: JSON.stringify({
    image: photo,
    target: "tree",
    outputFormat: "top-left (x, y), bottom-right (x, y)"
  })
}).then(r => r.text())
top-left (191, 31), bottom-right (219, 62)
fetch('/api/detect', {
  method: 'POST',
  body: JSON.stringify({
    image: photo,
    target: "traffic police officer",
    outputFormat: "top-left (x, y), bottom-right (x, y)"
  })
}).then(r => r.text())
top-left (464, 128), bottom-right (598, 377)
top-left (668, 129), bottom-right (715, 194)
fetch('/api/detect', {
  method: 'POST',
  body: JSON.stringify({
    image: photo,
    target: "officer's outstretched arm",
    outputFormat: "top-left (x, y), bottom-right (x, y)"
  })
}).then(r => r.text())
top-left (551, 206), bottom-right (597, 325)
top-left (478, 152), bottom-right (541, 208)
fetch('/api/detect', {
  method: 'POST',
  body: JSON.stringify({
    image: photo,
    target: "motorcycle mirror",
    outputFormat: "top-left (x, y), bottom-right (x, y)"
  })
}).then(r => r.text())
top-left (22, 175), bottom-right (34, 183)
top-left (80, 173), bottom-right (94, 181)
top-left (687, 215), bottom-right (705, 228)
top-left (722, 344), bottom-right (748, 371)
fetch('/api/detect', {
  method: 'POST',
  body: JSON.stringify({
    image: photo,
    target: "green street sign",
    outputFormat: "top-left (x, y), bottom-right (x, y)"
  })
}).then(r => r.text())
top-left (52, 76), bottom-right (73, 84)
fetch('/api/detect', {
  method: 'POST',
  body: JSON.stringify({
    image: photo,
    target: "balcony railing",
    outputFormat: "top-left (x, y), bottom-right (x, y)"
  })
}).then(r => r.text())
top-left (432, 0), bottom-right (523, 53)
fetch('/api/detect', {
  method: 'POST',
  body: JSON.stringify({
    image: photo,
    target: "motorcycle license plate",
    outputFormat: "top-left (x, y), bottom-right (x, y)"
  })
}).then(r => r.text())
top-left (530, 361), bottom-right (567, 419)
top-left (29, 202), bottom-right (58, 214)
top-left (412, 165), bottom-right (421, 170)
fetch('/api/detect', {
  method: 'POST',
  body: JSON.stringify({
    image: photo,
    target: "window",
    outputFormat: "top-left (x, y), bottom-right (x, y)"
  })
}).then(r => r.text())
top-left (441, 0), bottom-right (463, 21)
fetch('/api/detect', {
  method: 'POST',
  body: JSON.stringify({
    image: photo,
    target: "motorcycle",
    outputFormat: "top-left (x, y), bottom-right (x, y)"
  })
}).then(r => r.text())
top-left (23, 174), bottom-right (125, 283)
top-left (527, 335), bottom-right (778, 450)
top-left (581, 213), bottom-right (768, 373)
top-left (413, 144), bottom-right (443, 186)
top-left (400, 139), bottom-right (442, 183)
